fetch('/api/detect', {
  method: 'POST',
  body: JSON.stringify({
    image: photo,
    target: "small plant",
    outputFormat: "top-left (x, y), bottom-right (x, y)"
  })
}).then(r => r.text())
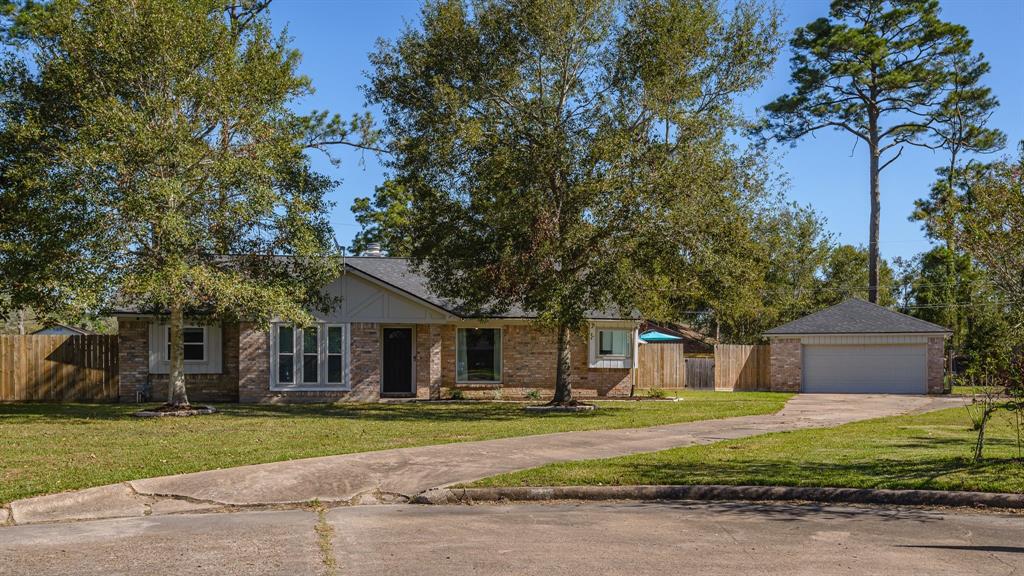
top-left (449, 389), bottom-right (465, 400)
top-left (492, 388), bottom-right (504, 401)
top-left (525, 389), bottom-right (542, 401)
top-left (648, 387), bottom-right (667, 399)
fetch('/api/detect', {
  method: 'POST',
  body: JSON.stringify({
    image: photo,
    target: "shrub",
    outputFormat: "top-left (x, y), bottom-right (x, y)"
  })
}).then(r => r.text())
top-left (525, 389), bottom-right (542, 400)
top-left (449, 389), bottom-right (465, 400)
top-left (648, 387), bottom-right (667, 399)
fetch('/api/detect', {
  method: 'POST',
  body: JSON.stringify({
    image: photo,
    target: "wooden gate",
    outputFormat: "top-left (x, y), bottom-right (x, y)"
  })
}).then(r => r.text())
top-left (636, 342), bottom-right (686, 390)
top-left (714, 344), bottom-right (770, 391)
top-left (684, 357), bottom-right (715, 389)
top-left (0, 335), bottom-right (119, 402)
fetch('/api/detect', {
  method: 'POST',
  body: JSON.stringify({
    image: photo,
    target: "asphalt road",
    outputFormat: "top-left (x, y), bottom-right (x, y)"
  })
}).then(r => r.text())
top-left (2, 501), bottom-right (1021, 575)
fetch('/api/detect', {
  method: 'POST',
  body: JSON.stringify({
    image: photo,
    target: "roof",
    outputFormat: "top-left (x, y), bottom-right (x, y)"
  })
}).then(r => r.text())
top-left (639, 329), bottom-right (683, 343)
top-left (764, 298), bottom-right (951, 336)
top-left (112, 256), bottom-right (634, 321)
top-left (30, 324), bottom-right (93, 336)
top-left (346, 257), bottom-right (632, 320)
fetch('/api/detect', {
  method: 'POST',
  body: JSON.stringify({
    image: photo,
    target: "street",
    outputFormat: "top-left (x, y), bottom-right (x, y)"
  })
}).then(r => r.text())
top-left (2, 501), bottom-right (1021, 575)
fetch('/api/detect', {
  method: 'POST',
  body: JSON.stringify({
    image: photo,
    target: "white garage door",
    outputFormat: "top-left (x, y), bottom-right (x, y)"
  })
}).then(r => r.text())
top-left (802, 344), bottom-right (926, 394)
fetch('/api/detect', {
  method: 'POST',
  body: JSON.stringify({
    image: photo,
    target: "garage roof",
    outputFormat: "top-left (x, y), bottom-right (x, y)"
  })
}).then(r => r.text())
top-left (764, 298), bottom-right (951, 335)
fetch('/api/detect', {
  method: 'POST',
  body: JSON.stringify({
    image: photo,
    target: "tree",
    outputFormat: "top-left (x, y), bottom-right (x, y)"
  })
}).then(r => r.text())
top-left (350, 180), bottom-right (414, 256)
top-left (367, 0), bottom-right (780, 405)
top-left (765, 0), bottom-right (999, 304)
top-left (0, 0), bottom-right (373, 407)
top-left (819, 244), bottom-right (896, 306)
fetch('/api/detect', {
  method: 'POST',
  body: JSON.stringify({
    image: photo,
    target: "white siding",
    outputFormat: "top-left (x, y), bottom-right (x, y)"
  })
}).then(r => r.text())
top-left (311, 272), bottom-right (451, 324)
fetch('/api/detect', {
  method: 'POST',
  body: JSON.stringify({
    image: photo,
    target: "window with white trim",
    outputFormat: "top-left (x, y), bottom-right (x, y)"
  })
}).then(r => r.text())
top-left (272, 323), bottom-right (348, 389)
top-left (456, 328), bottom-right (502, 383)
top-left (597, 329), bottom-right (630, 358)
top-left (165, 326), bottom-right (206, 362)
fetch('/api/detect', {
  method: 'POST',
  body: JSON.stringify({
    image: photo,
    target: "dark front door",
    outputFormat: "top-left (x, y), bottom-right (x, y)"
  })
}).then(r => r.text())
top-left (381, 327), bottom-right (414, 395)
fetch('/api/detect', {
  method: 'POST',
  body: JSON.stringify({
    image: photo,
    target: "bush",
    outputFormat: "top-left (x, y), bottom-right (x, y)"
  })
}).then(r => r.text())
top-left (525, 389), bottom-right (542, 400)
top-left (449, 389), bottom-right (465, 400)
top-left (648, 387), bottom-right (667, 399)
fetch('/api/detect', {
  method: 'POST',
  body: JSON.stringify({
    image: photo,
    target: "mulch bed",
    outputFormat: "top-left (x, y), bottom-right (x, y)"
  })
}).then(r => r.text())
top-left (132, 405), bottom-right (218, 418)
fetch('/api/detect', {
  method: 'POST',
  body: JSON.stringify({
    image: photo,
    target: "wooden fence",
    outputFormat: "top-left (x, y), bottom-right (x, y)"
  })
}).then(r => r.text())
top-left (637, 343), bottom-right (686, 390)
top-left (0, 335), bottom-right (119, 402)
top-left (714, 344), bottom-right (770, 391)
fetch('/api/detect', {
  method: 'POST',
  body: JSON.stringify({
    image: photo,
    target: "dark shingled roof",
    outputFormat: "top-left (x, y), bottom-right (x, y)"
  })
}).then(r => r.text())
top-left (764, 298), bottom-right (950, 335)
top-left (345, 257), bottom-right (633, 320)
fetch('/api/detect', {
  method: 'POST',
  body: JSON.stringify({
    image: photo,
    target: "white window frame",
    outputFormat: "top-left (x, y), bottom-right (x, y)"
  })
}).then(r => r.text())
top-left (595, 328), bottom-right (630, 359)
top-left (271, 323), bottom-right (350, 391)
top-left (326, 324), bottom-right (346, 386)
top-left (164, 326), bottom-right (207, 363)
top-left (455, 327), bottom-right (503, 384)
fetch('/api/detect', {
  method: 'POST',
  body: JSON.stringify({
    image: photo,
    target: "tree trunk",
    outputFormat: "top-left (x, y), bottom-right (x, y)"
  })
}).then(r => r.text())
top-left (167, 304), bottom-right (190, 407)
top-left (550, 323), bottom-right (574, 405)
top-left (868, 146), bottom-right (881, 304)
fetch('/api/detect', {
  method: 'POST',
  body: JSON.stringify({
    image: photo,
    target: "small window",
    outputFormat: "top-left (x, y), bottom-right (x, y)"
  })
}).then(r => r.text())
top-left (327, 326), bottom-right (344, 384)
top-left (302, 326), bottom-right (319, 384)
top-left (166, 327), bottom-right (206, 362)
top-left (457, 328), bottom-right (502, 383)
top-left (597, 329), bottom-right (629, 357)
top-left (278, 326), bottom-right (294, 384)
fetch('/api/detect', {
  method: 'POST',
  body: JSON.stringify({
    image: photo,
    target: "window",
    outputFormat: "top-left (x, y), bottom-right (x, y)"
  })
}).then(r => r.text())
top-left (277, 326), bottom-right (295, 384)
top-left (327, 326), bottom-right (344, 384)
top-left (597, 329), bottom-right (629, 357)
top-left (273, 323), bottom-right (348, 389)
top-left (166, 327), bottom-right (206, 362)
top-left (302, 326), bottom-right (319, 384)
top-left (457, 328), bottom-right (502, 383)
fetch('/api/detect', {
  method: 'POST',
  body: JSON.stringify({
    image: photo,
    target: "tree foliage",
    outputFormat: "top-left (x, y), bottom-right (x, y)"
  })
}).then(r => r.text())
top-left (350, 179), bottom-right (414, 257)
top-left (765, 0), bottom-right (1003, 304)
top-left (366, 0), bottom-right (781, 403)
top-left (0, 0), bottom-right (373, 405)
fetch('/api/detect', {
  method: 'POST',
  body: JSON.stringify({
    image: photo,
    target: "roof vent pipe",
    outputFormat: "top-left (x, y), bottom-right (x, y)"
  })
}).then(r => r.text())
top-left (362, 243), bottom-right (383, 257)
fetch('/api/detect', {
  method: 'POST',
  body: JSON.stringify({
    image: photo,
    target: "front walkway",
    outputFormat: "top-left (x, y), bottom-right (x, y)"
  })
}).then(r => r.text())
top-left (4, 394), bottom-right (960, 525)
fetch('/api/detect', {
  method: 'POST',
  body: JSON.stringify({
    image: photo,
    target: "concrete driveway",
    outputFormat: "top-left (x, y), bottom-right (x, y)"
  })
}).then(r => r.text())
top-left (5, 394), bottom-right (961, 525)
top-left (1, 502), bottom-right (1020, 575)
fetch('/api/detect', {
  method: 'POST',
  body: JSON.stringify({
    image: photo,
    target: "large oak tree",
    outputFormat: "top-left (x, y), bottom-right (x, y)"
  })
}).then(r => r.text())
top-left (0, 0), bottom-right (373, 406)
top-left (367, 0), bottom-right (780, 404)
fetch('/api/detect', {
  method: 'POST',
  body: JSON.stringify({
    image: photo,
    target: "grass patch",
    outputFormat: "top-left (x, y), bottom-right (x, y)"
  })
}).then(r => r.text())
top-left (0, 391), bottom-right (789, 504)
top-left (470, 405), bottom-right (1024, 494)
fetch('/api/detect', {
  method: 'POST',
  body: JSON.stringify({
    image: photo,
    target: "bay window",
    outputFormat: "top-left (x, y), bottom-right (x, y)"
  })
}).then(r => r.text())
top-left (597, 329), bottom-right (630, 357)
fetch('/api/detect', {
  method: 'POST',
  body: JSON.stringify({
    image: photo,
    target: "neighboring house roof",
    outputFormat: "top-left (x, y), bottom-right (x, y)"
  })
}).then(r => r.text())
top-left (30, 324), bottom-right (92, 336)
top-left (638, 329), bottom-right (682, 343)
top-left (764, 298), bottom-right (951, 336)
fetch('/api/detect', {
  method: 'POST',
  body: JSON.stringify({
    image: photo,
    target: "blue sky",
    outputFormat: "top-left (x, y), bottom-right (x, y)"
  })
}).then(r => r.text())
top-left (269, 0), bottom-right (1023, 262)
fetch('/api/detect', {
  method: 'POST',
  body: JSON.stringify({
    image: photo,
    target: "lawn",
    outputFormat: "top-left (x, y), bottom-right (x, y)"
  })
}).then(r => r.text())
top-left (0, 391), bottom-right (789, 505)
top-left (470, 405), bottom-right (1024, 494)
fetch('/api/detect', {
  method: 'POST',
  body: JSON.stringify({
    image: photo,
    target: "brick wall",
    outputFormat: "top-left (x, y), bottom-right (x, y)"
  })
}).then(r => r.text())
top-left (927, 336), bottom-right (946, 394)
top-left (118, 319), bottom-right (239, 403)
top-left (415, 325), bottom-right (442, 400)
top-left (769, 338), bottom-right (801, 392)
top-left (440, 324), bottom-right (632, 399)
top-left (118, 319), bottom-right (149, 403)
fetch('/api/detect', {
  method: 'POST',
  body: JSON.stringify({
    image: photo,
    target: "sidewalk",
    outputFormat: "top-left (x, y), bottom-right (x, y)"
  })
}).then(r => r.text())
top-left (4, 394), bottom-right (961, 525)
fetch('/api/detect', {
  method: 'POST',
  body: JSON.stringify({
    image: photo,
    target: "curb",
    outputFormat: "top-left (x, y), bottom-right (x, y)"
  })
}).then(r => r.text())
top-left (413, 485), bottom-right (1024, 510)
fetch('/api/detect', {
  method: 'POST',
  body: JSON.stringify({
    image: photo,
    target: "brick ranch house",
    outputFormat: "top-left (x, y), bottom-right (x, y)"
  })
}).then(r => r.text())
top-left (115, 257), bottom-right (639, 403)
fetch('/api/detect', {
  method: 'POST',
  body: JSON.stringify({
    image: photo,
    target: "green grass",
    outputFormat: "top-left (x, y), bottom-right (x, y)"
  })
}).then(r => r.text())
top-left (0, 391), bottom-right (789, 505)
top-left (470, 406), bottom-right (1024, 494)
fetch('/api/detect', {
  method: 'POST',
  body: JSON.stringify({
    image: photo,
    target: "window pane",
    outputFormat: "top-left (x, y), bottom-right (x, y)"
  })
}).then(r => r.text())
top-left (304, 327), bottom-right (318, 353)
top-left (183, 328), bottom-right (204, 343)
top-left (278, 326), bottom-right (293, 354)
top-left (303, 354), bottom-right (319, 383)
top-left (328, 326), bottom-right (342, 354)
top-left (278, 355), bottom-right (294, 383)
top-left (457, 328), bottom-right (500, 382)
top-left (599, 331), bottom-right (613, 355)
top-left (599, 330), bottom-right (628, 356)
top-left (183, 343), bottom-right (204, 361)
top-left (328, 355), bottom-right (342, 383)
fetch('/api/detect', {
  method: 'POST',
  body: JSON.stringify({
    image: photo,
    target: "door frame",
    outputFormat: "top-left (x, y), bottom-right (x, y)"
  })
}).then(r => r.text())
top-left (380, 325), bottom-right (416, 397)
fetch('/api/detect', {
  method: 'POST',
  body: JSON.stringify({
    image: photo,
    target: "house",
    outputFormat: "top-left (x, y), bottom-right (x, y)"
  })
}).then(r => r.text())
top-left (764, 298), bottom-right (950, 394)
top-left (114, 257), bottom-right (639, 403)
top-left (30, 324), bottom-right (93, 336)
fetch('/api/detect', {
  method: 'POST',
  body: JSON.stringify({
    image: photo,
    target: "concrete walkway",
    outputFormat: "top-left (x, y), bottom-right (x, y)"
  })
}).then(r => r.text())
top-left (4, 394), bottom-right (961, 526)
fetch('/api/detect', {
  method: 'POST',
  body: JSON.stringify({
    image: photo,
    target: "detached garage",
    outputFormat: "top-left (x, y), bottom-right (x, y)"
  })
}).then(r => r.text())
top-left (765, 299), bottom-right (950, 395)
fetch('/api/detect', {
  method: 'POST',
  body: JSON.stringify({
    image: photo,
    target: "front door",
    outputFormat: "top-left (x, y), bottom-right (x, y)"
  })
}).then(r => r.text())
top-left (381, 327), bottom-right (414, 396)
